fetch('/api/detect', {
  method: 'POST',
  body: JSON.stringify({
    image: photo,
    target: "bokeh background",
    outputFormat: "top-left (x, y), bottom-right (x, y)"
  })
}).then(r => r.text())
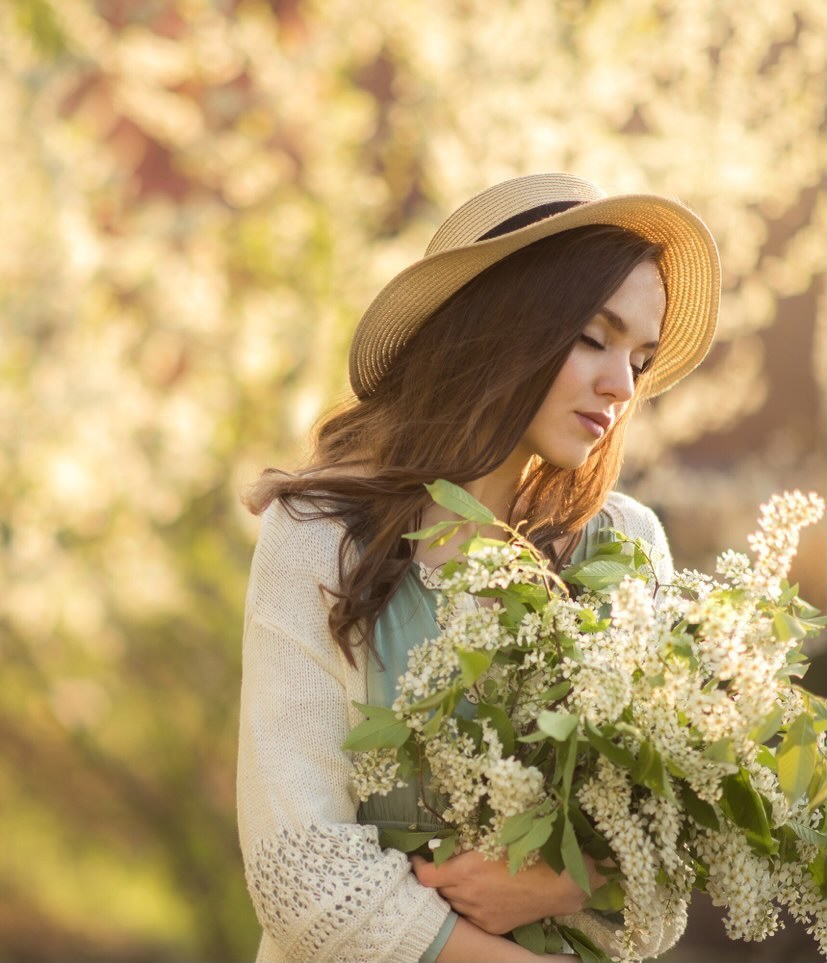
top-left (1, 1), bottom-right (825, 961)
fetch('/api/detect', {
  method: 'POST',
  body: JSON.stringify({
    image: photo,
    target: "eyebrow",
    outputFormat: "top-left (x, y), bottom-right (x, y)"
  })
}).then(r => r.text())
top-left (597, 307), bottom-right (660, 350)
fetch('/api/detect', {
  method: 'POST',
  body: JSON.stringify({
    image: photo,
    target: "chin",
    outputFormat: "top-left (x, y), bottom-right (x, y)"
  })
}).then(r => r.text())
top-left (540, 450), bottom-right (591, 470)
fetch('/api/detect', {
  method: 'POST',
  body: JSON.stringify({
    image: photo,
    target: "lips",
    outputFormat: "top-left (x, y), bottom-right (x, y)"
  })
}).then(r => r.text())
top-left (575, 410), bottom-right (613, 438)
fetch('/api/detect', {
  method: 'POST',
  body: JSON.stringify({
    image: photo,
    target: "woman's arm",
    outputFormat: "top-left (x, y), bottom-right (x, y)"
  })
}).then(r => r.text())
top-left (238, 505), bottom-right (452, 962)
top-left (437, 917), bottom-right (571, 962)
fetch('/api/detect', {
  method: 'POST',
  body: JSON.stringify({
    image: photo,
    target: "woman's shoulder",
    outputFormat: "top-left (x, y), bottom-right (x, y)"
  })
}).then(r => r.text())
top-left (602, 490), bottom-right (665, 535)
top-left (253, 496), bottom-right (350, 584)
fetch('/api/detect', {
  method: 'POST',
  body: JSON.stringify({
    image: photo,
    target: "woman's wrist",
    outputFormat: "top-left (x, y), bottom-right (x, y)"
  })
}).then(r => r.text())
top-left (435, 916), bottom-right (570, 962)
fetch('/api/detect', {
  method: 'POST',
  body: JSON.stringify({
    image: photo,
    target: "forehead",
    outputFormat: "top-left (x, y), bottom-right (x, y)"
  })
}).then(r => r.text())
top-left (600, 262), bottom-right (665, 341)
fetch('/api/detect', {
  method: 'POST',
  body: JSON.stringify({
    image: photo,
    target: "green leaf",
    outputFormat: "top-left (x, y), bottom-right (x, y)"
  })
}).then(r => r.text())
top-left (587, 878), bottom-right (625, 912)
top-left (457, 648), bottom-right (492, 687)
top-left (680, 783), bottom-right (720, 831)
top-left (395, 739), bottom-right (419, 780)
top-left (343, 713), bottom-right (411, 751)
top-left (756, 744), bottom-right (777, 771)
top-left (378, 828), bottom-right (439, 853)
top-left (561, 556), bottom-right (637, 591)
top-left (793, 596), bottom-right (823, 619)
top-left (777, 713), bottom-right (819, 805)
top-left (692, 857), bottom-right (709, 891)
top-left (807, 758), bottom-right (827, 810)
top-left (776, 582), bottom-right (800, 606)
top-left (433, 832), bottom-right (457, 867)
top-left (774, 611), bottom-right (808, 642)
top-left (508, 813), bottom-right (555, 874)
top-left (431, 526), bottom-right (464, 548)
top-left (557, 925), bottom-right (612, 963)
top-left (509, 580), bottom-right (551, 610)
top-left (584, 722), bottom-right (635, 770)
top-left (749, 706), bottom-right (785, 745)
top-left (477, 702), bottom-right (515, 756)
top-left (557, 730), bottom-right (579, 803)
top-left (351, 702), bottom-right (397, 720)
top-left (424, 480), bottom-right (495, 524)
top-left (537, 710), bottom-right (579, 742)
top-left (541, 809), bottom-right (566, 873)
top-left (719, 770), bottom-right (777, 855)
top-left (498, 810), bottom-right (537, 846)
top-left (512, 921), bottom-right (546, 954)
top-left (457, 716), bottom-right (483, 748)
top-left (461, 535), bottom-right (510, 554)
top-left (544, 927), bottom-right (566, 954)
top-left (788, 820), bottom-right (827, 849)
top-left (632, 741), bottom-right (676, 803)
top-left (407, 688), bottom-right (454, 713)
top-left (703, 737), bottom-right (738, 764)
top-left (808, 852), bottom-right (827, 898)
top-left (537, 681), bottom-right (573, 703)
top-left (561, 814), bottom-right (591, 894)
top-left (402, 519), bottom-right (462, 541)
top-left (795, 687), bottom-right (827, 733)
top-left (422, 705), bottom-right (445, 738)
top-left (500, 593), bottom-right (528, 628)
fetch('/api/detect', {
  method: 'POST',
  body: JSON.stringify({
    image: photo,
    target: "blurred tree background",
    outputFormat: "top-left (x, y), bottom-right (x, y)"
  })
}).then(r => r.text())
top-left (0, 0), bottom-right (824, 960)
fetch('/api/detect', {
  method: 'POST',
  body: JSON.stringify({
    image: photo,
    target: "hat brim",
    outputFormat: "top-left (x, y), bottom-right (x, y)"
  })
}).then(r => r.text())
top-left (349, 193), bottom-right (721, 400)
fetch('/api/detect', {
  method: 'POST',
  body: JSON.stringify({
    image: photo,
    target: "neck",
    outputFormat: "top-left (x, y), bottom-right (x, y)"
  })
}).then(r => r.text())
top-left (463, 446), bottom-right (528, 523)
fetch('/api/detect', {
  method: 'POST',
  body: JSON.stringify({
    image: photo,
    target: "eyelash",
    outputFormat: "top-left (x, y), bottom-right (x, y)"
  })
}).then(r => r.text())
top-left (579, 334), bottom-right (650, 382)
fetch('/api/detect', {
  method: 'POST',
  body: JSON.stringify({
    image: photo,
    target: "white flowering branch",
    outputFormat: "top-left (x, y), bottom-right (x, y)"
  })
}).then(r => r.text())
top-left (345, 485), bottom-right (827, 962)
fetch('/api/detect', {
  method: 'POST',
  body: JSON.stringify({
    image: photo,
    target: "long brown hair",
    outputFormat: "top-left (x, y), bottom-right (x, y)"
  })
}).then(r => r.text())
top-left (246, 225), bottom-right (664, 664)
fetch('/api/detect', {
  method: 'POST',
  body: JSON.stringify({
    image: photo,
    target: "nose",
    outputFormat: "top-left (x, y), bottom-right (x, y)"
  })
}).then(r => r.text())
top-left (596, 355), bottom-right (636, 405)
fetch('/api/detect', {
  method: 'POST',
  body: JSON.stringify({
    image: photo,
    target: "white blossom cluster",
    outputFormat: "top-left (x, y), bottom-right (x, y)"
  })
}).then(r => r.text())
top-left (435, 598), bottom-right (510, 652)
top-left (424, 719), bottom-right (546, 857)
top-left (350, 747), bottom-right (404, 801)
top-left (391, 634), bottom-right (461, 724)
top-left (579, 758), bottom-right (688, 962)
top-left (693, 824), bottom-right (781, 942)
top-left (424, 718), bottom-right (487, 834)
top-left (744, 491), bottom-right (824, 600)
top-left (773, 852), bottom-right (827, 953)
top-left (427, 543), bottom-right (527, 594)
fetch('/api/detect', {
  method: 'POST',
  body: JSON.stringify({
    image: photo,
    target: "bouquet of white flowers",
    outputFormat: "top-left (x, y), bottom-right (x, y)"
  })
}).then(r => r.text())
top-left (345, 483), bottom-right (827, 962)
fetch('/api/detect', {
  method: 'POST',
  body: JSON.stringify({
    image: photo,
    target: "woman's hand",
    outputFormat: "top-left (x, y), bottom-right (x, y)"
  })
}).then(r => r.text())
top-left (411, 849), bottom-right (605, 935)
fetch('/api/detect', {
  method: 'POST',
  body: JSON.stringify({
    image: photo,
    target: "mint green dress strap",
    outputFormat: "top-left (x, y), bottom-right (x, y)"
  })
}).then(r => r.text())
top-left (357, 510), bottom-right (613, 961)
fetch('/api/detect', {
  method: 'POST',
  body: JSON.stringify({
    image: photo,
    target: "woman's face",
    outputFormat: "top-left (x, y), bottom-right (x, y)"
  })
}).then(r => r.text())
top-left (516, 260), bottom-right (665, 470)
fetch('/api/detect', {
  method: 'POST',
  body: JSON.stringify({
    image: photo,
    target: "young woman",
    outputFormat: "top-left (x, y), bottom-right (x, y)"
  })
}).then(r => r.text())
top-left (237, 173), bottom-right (720, 962)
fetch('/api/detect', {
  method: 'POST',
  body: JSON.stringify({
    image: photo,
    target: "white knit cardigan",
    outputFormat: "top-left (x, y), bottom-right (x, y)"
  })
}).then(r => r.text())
top-left (237, 491), bottom-right (684, 962)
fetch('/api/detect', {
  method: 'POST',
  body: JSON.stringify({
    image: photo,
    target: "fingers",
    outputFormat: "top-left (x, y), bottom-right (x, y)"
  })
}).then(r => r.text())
top-left (410, 854), bottom-right (446, 888)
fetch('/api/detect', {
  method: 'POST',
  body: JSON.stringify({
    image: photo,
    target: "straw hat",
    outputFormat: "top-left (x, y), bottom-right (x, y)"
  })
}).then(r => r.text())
top-left (349, 172), bottom-right (720, 399)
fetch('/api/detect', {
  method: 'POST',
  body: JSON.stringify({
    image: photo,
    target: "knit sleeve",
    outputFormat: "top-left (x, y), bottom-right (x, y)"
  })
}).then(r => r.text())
top-left (603, 491), bottom-right (674, 585)
top-left (237, 502), bottom-right (451, 963)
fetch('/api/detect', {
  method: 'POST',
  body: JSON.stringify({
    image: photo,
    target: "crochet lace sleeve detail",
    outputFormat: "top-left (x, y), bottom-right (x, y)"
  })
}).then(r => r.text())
top-left (246, 824), bottom-right (451, 963)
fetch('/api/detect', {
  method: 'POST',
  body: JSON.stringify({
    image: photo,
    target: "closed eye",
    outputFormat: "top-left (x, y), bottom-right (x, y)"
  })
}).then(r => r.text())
top-left (633, 357), bottom-right (655, 382)
top-left (582, 333), bottom-right (653, 383)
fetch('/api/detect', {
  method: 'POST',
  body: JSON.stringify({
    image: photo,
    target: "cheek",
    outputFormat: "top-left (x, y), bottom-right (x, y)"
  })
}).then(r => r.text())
top-left (552, 347), bottom-right (592, 391)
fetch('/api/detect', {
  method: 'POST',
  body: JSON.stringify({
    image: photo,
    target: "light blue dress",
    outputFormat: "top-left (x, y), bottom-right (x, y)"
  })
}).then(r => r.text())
top-left (357, 512), bottom-right (613, 961)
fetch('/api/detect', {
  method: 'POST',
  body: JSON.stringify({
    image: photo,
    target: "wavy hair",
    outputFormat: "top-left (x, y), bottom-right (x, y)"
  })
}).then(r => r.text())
top-left (246, 225), bottom-right (664, 664)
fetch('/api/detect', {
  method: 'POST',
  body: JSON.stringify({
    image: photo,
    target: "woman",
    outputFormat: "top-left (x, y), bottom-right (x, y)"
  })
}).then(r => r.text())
top-left (237, 173), bottom-right (720, 962)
